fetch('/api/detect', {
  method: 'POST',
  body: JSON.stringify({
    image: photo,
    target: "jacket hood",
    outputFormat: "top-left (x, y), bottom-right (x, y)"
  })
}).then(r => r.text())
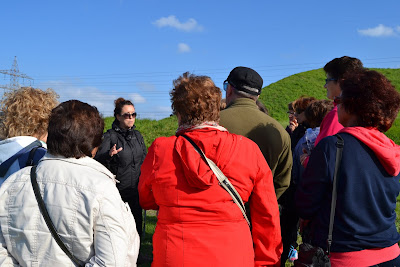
top-left (338, 127), bottom-right (400, 176)
top-left (174, 128), bottom-right (227, 189)
top-left (0, 136), bottom-right (46, 165)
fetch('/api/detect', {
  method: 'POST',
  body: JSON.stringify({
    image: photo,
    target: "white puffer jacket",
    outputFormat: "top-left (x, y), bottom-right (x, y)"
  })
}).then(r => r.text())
top-left (0, 154), bottom-right (140, 266)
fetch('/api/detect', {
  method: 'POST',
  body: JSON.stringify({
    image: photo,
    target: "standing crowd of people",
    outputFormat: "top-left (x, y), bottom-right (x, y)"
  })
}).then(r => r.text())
top-left (0, 56), bottom-right (399, 267)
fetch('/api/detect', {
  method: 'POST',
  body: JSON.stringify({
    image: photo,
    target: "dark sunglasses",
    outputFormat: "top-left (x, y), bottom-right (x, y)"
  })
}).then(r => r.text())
top-left (223, 80), bottom-right (229, 91)
top-left (333, 96), bottom-right (342, 105)
top-left (121, 112), bottom-right (137, 119)
top-left (325, 78), bottom-right (338, 84)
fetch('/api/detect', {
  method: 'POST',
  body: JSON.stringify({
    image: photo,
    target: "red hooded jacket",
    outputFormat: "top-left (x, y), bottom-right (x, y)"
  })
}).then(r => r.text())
top-left (338, 127), bottom-right (400, 176)
top-left (139, 127), bottom-right (282, 267)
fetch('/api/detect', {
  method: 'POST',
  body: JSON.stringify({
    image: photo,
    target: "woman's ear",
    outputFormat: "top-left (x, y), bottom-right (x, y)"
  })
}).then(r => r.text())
top-left (34, 132), bottom-right (48, 143)
top-left (91, 147), bottom-right (99, 158)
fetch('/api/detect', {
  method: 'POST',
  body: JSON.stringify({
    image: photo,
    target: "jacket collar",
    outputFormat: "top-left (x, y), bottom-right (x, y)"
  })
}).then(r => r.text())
top-left (225, 97), bottom-right (258, 110)
top-left (0, 136), bottom-right (46, 164)
top-left (40, 153), bottom-right (116, 182)
top-left (112, 120), bottom-right (136, 138)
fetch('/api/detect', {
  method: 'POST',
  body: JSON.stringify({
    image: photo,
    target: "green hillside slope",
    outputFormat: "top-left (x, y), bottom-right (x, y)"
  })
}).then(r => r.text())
top-left (259, 68), bottom-right (400, 144)
top-left (259, 68), bottom-right (400, 123)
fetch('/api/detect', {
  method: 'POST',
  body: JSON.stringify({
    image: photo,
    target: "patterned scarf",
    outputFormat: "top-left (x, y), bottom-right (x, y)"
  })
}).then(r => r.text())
top-left (176, 121), bottom-right (227, 136)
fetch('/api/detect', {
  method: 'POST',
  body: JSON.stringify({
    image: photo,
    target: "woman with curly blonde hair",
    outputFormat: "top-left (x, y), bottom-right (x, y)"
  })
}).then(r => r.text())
top-left (0, 87), bottom-right (58, 184)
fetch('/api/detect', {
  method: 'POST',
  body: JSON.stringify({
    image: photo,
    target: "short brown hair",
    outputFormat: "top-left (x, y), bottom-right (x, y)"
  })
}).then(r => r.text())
top-left (293, 96), bottom-right (316, 114)
top-left (170, 72), bottom-right (221, 125)
top-left (340, 70), bottom-right (400, 132)
top-left (47, 100), bottom-right (104, 158)
top-left (0, 87), bottom-right (58, 139)
top-left (324, 56), bottom-right (364, 80)
top-left (305, 100), bottom-right (334, 128)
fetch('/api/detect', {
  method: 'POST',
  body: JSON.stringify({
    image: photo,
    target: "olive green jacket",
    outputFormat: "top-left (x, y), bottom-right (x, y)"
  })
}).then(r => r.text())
top-left (220, 98), bottom-right (292, 199)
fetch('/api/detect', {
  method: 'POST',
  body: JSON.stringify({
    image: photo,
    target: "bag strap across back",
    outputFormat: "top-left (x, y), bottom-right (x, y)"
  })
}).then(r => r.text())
top-left (327, 134), bottom-right (344, 254)
top-left (180, 135), bottom-right (251, 228)
top-left (30, 166), bottom-right (85, 267)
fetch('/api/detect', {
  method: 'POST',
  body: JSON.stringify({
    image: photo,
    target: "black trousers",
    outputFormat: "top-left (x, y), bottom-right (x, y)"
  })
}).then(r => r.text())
top-left (121, 191), bottom-right (143, 237)
top-left (278, 184), bottom-right (299, 266)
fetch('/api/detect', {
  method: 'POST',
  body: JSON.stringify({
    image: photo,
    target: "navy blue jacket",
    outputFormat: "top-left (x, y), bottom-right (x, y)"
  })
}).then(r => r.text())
top-left (296, 133), bottom-right (400, 252)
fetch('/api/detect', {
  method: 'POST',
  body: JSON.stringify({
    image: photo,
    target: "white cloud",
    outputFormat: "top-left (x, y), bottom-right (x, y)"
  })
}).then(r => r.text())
top-left (358, 24), bottom-right (397, 37)
top-left (38, 80), bottom-right (147, 117)
top-left (397, 26), bottom-right (400, 33)
top-left (129, 93), bottom-right (146, 104)
top-left (139, 106), bottom-right (173, 120)
top-left (178, 43), bottom-right (191, 53)
top-left (153, 15), bottom-right (203, 32)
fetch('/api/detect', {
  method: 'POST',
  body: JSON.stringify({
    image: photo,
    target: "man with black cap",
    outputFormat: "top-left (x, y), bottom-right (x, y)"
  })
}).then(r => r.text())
top-left (220, 66), bottom-right (292, 200)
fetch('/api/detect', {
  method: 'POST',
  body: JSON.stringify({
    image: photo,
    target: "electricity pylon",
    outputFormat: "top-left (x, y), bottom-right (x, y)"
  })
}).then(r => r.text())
top-left (0, 56), bottom-right (34, 95)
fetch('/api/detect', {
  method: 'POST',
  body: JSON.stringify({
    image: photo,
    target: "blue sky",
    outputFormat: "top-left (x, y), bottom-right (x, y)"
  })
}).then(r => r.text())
top-left (1, 0), bottom-right (399, 119)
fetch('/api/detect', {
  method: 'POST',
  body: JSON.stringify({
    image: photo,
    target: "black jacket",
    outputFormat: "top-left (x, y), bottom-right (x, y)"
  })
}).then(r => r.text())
top-left (289, 123), bottom-right (309, 152)
top-left (95, 120), bottom-right (147, 197)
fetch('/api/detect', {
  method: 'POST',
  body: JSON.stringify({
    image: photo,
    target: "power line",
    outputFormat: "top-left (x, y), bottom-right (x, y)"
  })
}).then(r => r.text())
top-left (26, 56), bottom-right (400, 80)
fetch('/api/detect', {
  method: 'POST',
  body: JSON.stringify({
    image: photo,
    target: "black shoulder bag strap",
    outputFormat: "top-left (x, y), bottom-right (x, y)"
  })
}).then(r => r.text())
top-left (26, 145), bottom-right (43, 167)
top-left (181, 134), bottom-right (251, 228)
top-left (327, 134), bottom-right (344, 254)
top-left (30, 166), bottom-right (85, 267)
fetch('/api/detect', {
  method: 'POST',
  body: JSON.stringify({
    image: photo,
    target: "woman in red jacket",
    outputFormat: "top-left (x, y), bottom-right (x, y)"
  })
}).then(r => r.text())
top-left (139, 72), bottom-right (282, 267)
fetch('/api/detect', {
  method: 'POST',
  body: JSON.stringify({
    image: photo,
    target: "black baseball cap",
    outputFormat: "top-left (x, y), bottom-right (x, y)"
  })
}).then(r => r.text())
top-left (226, 66), bottom-right (263, 95)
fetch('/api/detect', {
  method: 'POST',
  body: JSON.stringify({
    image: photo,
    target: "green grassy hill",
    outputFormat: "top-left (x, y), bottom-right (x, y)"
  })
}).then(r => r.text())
top-left (259, 68), bottom-right (400, 123)
top-left (105, 68), bottom-right (400, 146)
top-left (259, 68), bottom-right (400, 144)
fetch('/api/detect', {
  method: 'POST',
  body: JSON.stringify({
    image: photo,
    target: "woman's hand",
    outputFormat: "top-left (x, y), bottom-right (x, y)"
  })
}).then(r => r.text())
top-left (300, 150), bottom-right (309, 167)
top-left (109, 144), bottom-right (123, 157)
top-left (288, 120), bottom-right (298, 132)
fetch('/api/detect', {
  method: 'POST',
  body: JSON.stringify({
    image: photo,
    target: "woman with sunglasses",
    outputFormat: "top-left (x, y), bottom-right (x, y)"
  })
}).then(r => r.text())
top-left (95, 98), bottom-right (147, 246)
top-left (296, 70), bottom-right (400, 266)
top-left (301, 56), bottom-right (364, 169)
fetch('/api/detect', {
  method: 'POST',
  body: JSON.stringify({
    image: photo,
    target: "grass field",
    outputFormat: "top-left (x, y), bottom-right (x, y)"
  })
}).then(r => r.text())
top-left (103, 67), bottom-right (400, 266)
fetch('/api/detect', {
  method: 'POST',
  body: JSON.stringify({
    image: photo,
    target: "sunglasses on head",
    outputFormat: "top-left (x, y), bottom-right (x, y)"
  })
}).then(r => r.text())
top-left (325, 78), bottom-right (338, 84)
top-left (121, 112), bottom-right (137, 119)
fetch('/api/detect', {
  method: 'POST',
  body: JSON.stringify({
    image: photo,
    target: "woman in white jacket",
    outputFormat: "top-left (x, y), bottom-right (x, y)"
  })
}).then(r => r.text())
top-left (0, 100), bottom-right (140, 266)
